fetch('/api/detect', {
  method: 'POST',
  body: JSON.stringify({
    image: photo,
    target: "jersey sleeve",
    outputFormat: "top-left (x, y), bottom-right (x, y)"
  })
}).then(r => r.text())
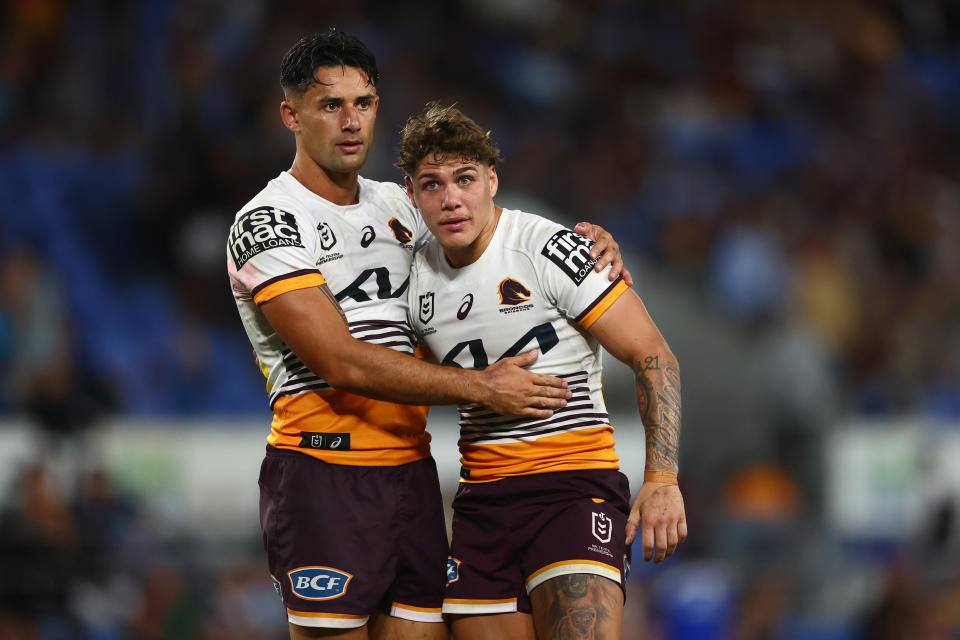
top-left (226, 204), bottom-right (325, 305)
top-left (535, 226), bottom-right (629, 329)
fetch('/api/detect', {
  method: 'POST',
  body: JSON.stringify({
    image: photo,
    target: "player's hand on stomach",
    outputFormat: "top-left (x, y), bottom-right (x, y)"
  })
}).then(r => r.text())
top-left (574, 221), bottom-right (634, 286)
top-left (478, 349), bottom-right (571, 418)
top-left (627, 482), bottom-right (686, 564)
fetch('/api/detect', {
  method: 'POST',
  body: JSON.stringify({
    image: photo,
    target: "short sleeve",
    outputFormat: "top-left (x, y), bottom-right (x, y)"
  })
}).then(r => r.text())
top-left (226, 205), bottom-right (325, 305)
top-left (536, 227), bottom-right (629, 328)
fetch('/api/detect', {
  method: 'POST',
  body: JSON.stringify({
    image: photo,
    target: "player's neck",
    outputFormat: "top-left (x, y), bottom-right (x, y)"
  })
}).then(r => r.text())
top-left (288, 153), bottom-right (360, 206)
top-left (445, 206), bottom-right (503, 268)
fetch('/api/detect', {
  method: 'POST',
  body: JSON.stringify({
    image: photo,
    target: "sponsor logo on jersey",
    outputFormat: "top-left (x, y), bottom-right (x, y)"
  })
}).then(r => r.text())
top-left (498, 278), bottom-right (534, 314)
top-left (457, 293), bottom-right (474, 320)
top-left (541, 229), bottom-right (598, 286)
top-left (229, 206), bottom-right (303, 270)
top-left (446, 557), bottom-right (461, 586)
top-left (271, 575), bottom-right (282, 598)
top-left (288, 566), bottom-right (352, 601)
top-left (498, 278), bottom-right (531, 305)
top-left (388, 218), bottom-right (413, 246)
top-left (419, 292), bottom-right (435, 324)
top-left (592, 512), bottom-right (612, 543)
top-left (299, 432), bottom-right (351, 450)
top-left (360, 225), bottom-right (376, 248)
top-left (588, 543), bottom-right (614, 558)
top-left (317, 221), bottom-right (337, 249)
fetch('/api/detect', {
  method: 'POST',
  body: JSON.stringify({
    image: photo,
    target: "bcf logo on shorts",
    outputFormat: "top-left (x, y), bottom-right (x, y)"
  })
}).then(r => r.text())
top-left (288, 566), bottom-right (353, 600)
top-left (591, 512), bottom-right (612, 543)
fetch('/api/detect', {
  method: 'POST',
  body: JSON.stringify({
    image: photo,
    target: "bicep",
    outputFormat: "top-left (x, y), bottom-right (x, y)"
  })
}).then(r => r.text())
top-left (260, 285), bottom-right (353, 373)
top-left (587, 289), bottom-right (671, 367)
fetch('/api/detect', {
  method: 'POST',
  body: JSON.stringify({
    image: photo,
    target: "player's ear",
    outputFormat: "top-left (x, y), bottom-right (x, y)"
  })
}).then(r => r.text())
top-left (488, 165), bottom-right (498, 198)
top-left (404, 175), bottom-right (417, 209)
top-left (281, 99), bottom-right (300, 133)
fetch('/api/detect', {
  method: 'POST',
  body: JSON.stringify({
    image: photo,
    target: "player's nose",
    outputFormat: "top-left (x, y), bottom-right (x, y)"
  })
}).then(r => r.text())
top-left (341, 106), bottom-right (360, 131)
top-left (441, 187), bottom-right (458, 209)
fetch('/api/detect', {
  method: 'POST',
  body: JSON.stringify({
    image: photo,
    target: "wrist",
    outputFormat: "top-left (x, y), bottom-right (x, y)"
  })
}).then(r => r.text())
top-left (644, 470), bottom-right (678, 485)
top-left (461, 369), bottom-right (488, 405)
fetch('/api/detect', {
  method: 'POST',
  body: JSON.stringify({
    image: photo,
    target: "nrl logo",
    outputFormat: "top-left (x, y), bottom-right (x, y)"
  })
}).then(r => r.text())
top-left (317, 221), bottom-right (337, 250)
top-left (591, 512), bottom-right (612, 544)
top-left (419, 292), bottom-right (435, 324)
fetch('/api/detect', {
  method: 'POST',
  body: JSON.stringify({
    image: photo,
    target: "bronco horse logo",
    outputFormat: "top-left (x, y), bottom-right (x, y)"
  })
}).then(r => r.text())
top-left (388, 218), bottom-right (413, 245)
top-left (498, 278), bottom-right (531, 306)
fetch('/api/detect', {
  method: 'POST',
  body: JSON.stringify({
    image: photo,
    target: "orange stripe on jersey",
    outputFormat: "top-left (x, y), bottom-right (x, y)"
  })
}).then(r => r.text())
top-left (253, 270), bottom-right (326, 305)
top-left (267, 389), bottom-right (431, 466)
top-left (575, 278), bottom-right (629, 329)
top-left (459, 427), bottom-right (618, 482)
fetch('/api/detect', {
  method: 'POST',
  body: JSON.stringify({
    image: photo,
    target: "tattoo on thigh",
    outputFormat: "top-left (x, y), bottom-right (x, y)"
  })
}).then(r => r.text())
top-left (561, 574), bottom-right (590, 599)
top-left (536, 574), bottom-right (621, 640)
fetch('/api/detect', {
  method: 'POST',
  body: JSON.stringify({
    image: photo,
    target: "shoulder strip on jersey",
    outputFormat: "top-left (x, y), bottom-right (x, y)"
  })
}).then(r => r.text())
top-left (252, 269), bottom-right (326, 305)
top-left (574, 277), bottom-right (629, 329)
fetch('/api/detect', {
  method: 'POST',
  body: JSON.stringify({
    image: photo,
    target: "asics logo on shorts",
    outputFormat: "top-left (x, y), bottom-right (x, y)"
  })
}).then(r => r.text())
top-left (288, 566), bottom-right (353, 600)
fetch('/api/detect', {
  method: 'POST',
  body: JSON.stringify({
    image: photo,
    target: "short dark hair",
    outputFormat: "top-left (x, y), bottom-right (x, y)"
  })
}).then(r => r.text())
top-left (280, 29), bottom-right (379, 96)
top-left (396, 103), bottom-right (502, 176)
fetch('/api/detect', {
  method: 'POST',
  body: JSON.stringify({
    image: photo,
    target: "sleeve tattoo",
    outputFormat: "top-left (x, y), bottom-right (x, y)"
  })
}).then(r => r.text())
top-left (634, 355), bottom-right (681, 472)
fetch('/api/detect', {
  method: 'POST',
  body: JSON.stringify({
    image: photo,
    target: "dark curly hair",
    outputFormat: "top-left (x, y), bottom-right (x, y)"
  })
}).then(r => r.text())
top-left (280, 29), bottom-right (379, 96)
top-left (396, 102), bottom-right (502, 176)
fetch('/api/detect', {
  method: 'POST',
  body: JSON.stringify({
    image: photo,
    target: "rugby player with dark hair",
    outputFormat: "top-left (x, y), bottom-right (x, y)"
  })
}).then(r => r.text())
top-left (227, 30), bottom-right (630, 640)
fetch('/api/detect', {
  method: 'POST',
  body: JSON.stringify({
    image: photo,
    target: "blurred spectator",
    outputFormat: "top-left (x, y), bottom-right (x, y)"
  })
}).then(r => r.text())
top-left (0, 1), bottom-right (959, 638)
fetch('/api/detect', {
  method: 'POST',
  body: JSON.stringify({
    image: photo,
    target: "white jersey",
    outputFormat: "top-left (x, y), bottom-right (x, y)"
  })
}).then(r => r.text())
top-left (408, 208), bottom-right (630, 482)
top-left (227, 171), bottom-right (433, 466)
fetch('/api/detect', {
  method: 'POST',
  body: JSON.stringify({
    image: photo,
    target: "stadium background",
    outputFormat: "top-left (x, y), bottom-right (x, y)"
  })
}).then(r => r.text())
top-left (1, 1), bottom-right (959, 638)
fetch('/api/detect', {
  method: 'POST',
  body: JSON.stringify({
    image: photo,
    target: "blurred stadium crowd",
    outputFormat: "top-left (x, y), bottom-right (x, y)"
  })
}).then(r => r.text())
top-left (1, 0), bottom-right (959, 638)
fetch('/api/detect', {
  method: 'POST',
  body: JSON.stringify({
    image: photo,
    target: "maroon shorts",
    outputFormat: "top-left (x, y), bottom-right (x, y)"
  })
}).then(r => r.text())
top-left (259, 446), bottom-right (448, 629)
top-left (442, 469), bottom-right (632, 615)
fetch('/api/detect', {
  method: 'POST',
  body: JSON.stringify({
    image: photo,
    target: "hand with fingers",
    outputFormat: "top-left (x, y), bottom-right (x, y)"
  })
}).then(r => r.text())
top-left (478, 349), bottom-right (572, 418)
top-left (626, 481), bottom-right (687, 564)
top-left (573, 222), bottom-right (634, 287)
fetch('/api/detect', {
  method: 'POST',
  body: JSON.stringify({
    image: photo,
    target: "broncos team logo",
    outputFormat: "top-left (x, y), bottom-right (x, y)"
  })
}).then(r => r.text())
top-left (446, 557), bottom-right (461, 586)
top-left (388, 218), bottom-right (413, 245)
top-left (498, 278), bottom-right (531, 306)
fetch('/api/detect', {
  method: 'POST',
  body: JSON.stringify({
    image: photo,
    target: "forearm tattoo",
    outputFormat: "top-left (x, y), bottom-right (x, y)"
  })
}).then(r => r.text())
top-left (536, 574), bottom-right (621, 640)
top-left (635, 355), bottom-right (681, 472)
top-left (318, 284), bottom-right (348, 323)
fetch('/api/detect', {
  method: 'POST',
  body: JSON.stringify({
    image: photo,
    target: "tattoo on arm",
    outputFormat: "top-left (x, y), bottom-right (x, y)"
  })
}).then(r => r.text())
top-left (318, 284), bottom-right (347, 324)
top-left (635, 356), bottom-right (681, 472)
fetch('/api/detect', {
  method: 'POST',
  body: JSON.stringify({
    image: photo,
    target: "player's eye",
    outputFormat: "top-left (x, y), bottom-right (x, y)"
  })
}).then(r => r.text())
top-left (357, 98), bottom-right (372, 109)
top-left (322, 102), bottom-right (339, 112)
top-left (457, 175), bottom-right (474, 186)
top-left (421, 180), bottom-right (438, 190)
